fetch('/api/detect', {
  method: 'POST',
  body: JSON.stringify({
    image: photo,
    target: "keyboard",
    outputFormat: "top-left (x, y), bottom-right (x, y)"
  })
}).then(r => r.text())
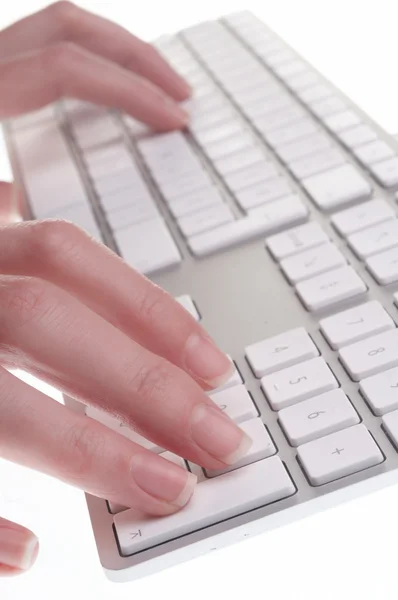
top-left (4, 9), bottom-right (398, 582)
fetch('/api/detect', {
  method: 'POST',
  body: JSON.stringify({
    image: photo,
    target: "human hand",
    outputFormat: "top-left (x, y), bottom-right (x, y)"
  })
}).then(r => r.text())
top-left (0, 1), bottom-right (191, 130)
top-left (0, 195), bottom-right (250, 574)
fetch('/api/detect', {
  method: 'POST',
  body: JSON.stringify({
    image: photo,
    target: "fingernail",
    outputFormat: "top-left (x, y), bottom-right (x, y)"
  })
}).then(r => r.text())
top-left (184, 333), bottom-right (235, 388)
top-left (175, 77), bottom-right (192, 99)
top-left (131, 452), bottom-right (197, 508)
top-left (163, 95), bottom-right (190, 126)
top-left (0, 527), bottom-right (39, 571)
top-left (191, 404), bottom-right (252, 465)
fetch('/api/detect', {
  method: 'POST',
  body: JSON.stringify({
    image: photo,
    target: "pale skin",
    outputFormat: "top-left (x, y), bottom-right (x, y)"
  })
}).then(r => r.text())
top-left (0, 1), bottom-right (252, 576)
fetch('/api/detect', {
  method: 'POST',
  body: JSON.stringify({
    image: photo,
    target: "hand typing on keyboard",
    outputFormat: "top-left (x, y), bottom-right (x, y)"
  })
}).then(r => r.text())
top-left (0, 2), bottom-right (253, 577)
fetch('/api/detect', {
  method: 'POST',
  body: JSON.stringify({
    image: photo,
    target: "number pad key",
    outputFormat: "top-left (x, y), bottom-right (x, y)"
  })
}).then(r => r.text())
top-left (279, 389), bottom-right (359, 446)
top-left (280, 243), bottom-right (346, 283)
top-left (261, 357), bottom-right (338, 410)
top-left (348, 220), bottom-right (398, 259)
top-left (267, 221), bottom-right (329, 260)
top-left (205, 418), bottom-right (276, 477)
top-left (296, 266), bottom-right (367, 312)
top-left (114, 456), bottom-right (295, 555)
top-left (331, 199), bottom-right (395, 237)
top-left (297, 424), bottom-right (383, 485)
top-left (209, 385), bottom-right (258, 423)
top-left (382, 410), bottom-right (398, 447)
top-left (359, 367), bottom-right (398, 415)
top-left (245, 327), bottom-right (319, 378)
top-left (366, 246), bottom-right (398, 285)
top-left (339, 329), bottom-right (398, 381)
top-left (320, 301), bottom-right (395, 349)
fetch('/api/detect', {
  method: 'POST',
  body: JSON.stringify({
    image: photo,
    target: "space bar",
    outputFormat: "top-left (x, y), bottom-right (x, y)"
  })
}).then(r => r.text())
top-left (114, 456), bottom-right (295, 555)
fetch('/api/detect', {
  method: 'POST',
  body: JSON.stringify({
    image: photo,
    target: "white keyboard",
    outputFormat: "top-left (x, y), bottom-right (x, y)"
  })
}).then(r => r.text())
top-left (5, 9), bottom-right (398, 583)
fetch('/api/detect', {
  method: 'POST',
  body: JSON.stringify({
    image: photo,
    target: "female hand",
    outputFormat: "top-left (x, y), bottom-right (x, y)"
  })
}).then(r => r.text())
top-left (0, 0), bottom-right (191, 129)
top-left (0, 2), bottom-right (251, 576)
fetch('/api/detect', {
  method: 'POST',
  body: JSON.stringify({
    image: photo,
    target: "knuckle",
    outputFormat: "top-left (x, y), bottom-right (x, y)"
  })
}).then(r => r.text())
top-left (136, 285), bottom-right (171, 328)
top-left (28, 219), bottom-right (84, 265)
top-left (59, 421), bottom-right (106, 482)
top-left (128, 361), bottom-right (172, 408)
top-left (49, 1), bottom-right (79, 28)
top-left (43, 41), bottom-right (81, 72)
top-left (0, 276), bottom-right (53, 332)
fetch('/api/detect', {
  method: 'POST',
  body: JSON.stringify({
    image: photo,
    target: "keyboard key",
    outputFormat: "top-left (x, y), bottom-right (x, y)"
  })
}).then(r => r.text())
top-left (168, 187), bottom-right (224, 219)
top-left (265, 118), bottom-right (318, 148)
top-left (261, 357), bottom-right (338, 410)
top-left (298, 84), bottom-right (333, 104)
top-left (273, 59), bottom-right (307, 79)
top-left (338, 124), bottom-right (378, 149)
top-left (247, 194), bottom-right (308, 224)
top-left (287, 148), bottom-right (346, 180)
top-left (285, 70), bottom-right (319, 91)
top-left (254, 105), bottom-right (308, 134)
top-left (369, 157), bottom-right (398, 188)
top-left (195, 121), bottom-right (244, 146)
top-left (175, 295), bottom-right (200, 320)
top-left (224, 161), bottom-right (279, 193)
top-left (320, 301), bottom-right (394, 349)
top-left (86, 406), bottom-right (163, 453)
top-left (280, 243), bottom-right (346, 283)
top-left (382, 411), bottom-right (398, 447)
top-left (209, 384), bottom-right (257, 423)
top-left (366, 247), bottom-right (398, 285)
top-left (296, 266), bottom-right (367, 312)
top-left (245, 327), bottom-right (318, 378)
top-left (331, 199), bottom-right (395, 236)
top-left (360, 368), bottom-right (398, 415)
top-left (114, 456), bottom-right (295, 555)
top-left (302, 164), bottom-right (372, 212)
top-left (115, 219), bottom-right (181, 275)
top-left (279, 389), bottom-right (359, 446)
top-left (353, 140), bottom-right (394, 166)
top-left (189, 197), bottom-right (308, 257)
top-left (347, 219), bottom-right (398, 258)
top-left (106, 202), bottom-right (159, 231)
top-left (276, 133), bottom-right (332, 163)
top-left (297, 424), bottom-right (383, 485)
top-left (323, 110), bottom-right (361, 133)
top-left (204, 132), bottom-right (255, 160)
top-left (236, 178), bottom-right (292, 210)
top-left (267, 221), bottom-right (329, 260)
top-left (178, 204), bottom-right (234, 238)
top-left (310, 96), bottom-right (347, 119)
top-left (13, 121), bottom-right (88, 219)
top-left (213, 147), bottom-right (267, 177)
top-left (205, 418), bottom-right (276, 477)
top-left (339, 329), bottom-right (398, 381)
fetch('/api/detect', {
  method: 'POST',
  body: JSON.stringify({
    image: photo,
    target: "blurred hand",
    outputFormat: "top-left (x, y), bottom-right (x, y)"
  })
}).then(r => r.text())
top-left (0, 0), bottom-right (191, 130)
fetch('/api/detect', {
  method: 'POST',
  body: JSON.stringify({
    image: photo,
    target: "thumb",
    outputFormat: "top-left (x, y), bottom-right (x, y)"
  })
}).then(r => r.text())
top-left (0, 181), bottom-right (23, 224)
top-left (0, 516), bottom-right (39, 576)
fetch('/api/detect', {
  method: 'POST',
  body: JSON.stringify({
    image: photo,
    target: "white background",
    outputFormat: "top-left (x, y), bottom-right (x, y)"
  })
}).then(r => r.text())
top-left (1, 1), bottom-right (398, 599)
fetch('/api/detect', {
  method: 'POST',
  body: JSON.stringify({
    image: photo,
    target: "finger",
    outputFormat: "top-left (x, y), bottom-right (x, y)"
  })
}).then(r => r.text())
top-left (0, 367), bottom-right (197, 516)
top-left (0, 43), bottom-right (188, 130)
top-left (0, 274), bottom-right (250, 470)
top-left (0, 1), bottom-right (191, 101)
top-left (0, 516), bottom-right (39, 576)
top-left (0, 220), bottom-right (233, 390)
top-left (0, 182), bottom-right (23, 224)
